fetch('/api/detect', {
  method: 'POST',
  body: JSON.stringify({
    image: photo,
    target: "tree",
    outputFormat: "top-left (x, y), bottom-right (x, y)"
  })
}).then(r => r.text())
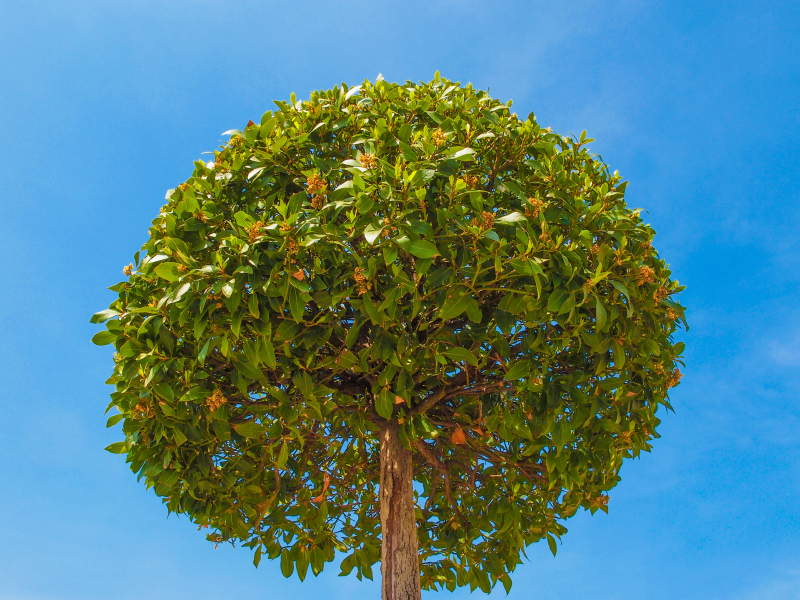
top-left (93, 73), bottom-right (686, 600)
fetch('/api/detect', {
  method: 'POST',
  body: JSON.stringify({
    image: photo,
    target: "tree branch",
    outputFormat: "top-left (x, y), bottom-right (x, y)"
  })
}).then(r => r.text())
top-left (410, 370), bottom-right (469, 415)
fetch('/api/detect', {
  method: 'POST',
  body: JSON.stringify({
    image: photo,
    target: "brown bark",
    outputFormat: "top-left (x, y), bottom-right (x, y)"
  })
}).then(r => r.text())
top-left (380, 423), bottom-right (421, 600)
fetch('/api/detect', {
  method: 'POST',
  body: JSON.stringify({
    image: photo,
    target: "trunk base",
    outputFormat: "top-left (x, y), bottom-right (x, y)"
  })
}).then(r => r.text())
top-left (380, 423), bottom-right (421, 600)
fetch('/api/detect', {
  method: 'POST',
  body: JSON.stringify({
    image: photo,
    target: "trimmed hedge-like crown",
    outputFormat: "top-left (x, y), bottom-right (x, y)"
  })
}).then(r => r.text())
top-left (94, 73), bottom-right (685, 593)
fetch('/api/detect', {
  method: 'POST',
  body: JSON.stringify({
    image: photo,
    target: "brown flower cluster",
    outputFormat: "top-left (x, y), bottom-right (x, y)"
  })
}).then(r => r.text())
top-left (248, 220), bottom-right (264, 243)
top-left (476, 211), bottom-right (495, 230)
top-left (354, 267), bottom-right (371, 295)
top-left (307, 173), bottom-right (327, 194)
top-left (654, 286), bottom-right (670, 303)
top-left (177, 264), bottom-right (189, 273)
top-left (381, 217), bottom-right (397, 238)
top-left (194, 211), bottom-right (207, 223)
top-left (207, 389), bottom-right (227, 412)
top-left (591, 244), bottom-right (600, 256)
top-left (311, 195), bottom-right (325, 209)
top-left (589, 495), bottom-right (609, 509)
top-left (178, 183), bottom-right (189, 192)
top-left (634, 266), bottom-right (656, 286)
top-left (667, 308), bottom-right (679, 321)
top-left (134, 401), bottom-right (155, 419)
top-left (280, 221), bottom-right (293, 232)
top-left (614, 249), bottom-right (626, 266)
top-left (526, 197), bottom-right (544, 218)
top-left (432, 129), bottom-right (447, 146)
top-left (359, 153), bottom-right (377, 169)
top-left (666, 368), bottom-right (683, 389)
top-left (122, 263), bottom-right (133, 276)
top-left (461, 175), bottom-right (479, 189)
top-left (283, 237), bottom-right (300, 267)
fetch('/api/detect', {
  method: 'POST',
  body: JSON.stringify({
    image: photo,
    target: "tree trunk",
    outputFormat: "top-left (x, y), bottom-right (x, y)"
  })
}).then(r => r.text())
top-left (380, 423), bottom-right (421, 600)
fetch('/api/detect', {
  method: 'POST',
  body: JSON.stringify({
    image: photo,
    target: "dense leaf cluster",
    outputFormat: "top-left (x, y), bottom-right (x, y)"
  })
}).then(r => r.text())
top-left (94, 74), bottom-right (686, 593)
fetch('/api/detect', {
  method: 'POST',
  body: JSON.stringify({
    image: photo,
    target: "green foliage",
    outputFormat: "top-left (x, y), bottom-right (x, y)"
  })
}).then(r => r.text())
top-left (94, 74), bottom-right (686, 592)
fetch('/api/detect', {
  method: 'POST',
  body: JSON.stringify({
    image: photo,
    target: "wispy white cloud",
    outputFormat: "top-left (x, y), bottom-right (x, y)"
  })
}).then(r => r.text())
top-left (768, 338), bottom-right (800, 367)
top-left (734, 567), bottom-right (800, 600)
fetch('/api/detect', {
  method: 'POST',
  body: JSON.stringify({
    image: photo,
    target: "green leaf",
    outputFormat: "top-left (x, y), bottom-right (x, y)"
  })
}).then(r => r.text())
top-left (339, 554), bottom-right (356, 576)
top-left (640, 339), bottom-right (660, 357)
top-left (547, 534), bottom-right (558, 556)
top-left (233, 357), bottom-right (265, 382)
top-left (233, 421), bottom-right (267, 438)
top-left (154, 262), bottom-right (181, 281)
top-left (151, 382), bottom-right (174, 402)
top-left (231, 311), bottom-right (244, 338)
top-left (596, 298), bottom-right (607, 331)
top-left (280, 550), bottom-right (294, 577)
top-left (364, 224), bottom-right (385, 245)
top-left (288, 287), bottom-right (306, 322)
top-left (345, 319), bottom-right (364, 349)
top-left (375, 390), bottom-right (394, 419)
top-left (612, 281), bottom-right (634, 317)
top-left (197, 337), bottom-right (212, 366)
top-left (91, 331), bottom-right (116, 346)
top-left (442, 347), bottom-right (479, 367)
top-left (466, 299), bottom-right (482, 323)
top-left (335, 349), bottom-right (360, 369)
top-left (407, 240), bottom-right (439, 259)
top-left (415, 414), bottom-right (438, 438)
top-left (105, 441), bottom-right (128, 454)
top-left (248, 294), bottom-right (261, 317)
top-left (362, 294), bottom-right (385, 325)
top-left (547, 289), bottom-right (568, 313)
top-left (496, 211), bottom-right (527, 223)
top-left (438, 287), bottom-right (472, 321)
top-left (261, 338), bottom-right (277, 368)
top-left (277, 441), bottom-right (289, 468)
top-left (90, 309), bottom-right (119, 324)
top-left (451, 147), bottom-right (475, 160)
top-left (344, 84), bottom-right (362, 101)
top-left (383, 244), bottom-right (398, 266)
top-left (505, 360), bottom-right (530, 380)
top-left (106, 413), bottom-right (124, 427)
top-left (558, 292), bottom-right (576, 315)
top-left (509, 258), bottom-right (544, 277)
top-left (173, 427), bottom-right (187, 446)
top-left (172, 282), bottom-right (191, 302)
top-left (612, 341), bottom-right (626, 369)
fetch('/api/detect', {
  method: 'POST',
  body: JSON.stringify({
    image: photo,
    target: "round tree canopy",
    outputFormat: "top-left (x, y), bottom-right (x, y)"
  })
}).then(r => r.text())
top-left (94, 73), bottom-right (686, 593)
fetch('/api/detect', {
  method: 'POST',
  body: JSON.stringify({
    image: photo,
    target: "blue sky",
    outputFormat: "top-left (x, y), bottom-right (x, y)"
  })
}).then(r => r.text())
top-left (1, 0), bottom-right (798, 598)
